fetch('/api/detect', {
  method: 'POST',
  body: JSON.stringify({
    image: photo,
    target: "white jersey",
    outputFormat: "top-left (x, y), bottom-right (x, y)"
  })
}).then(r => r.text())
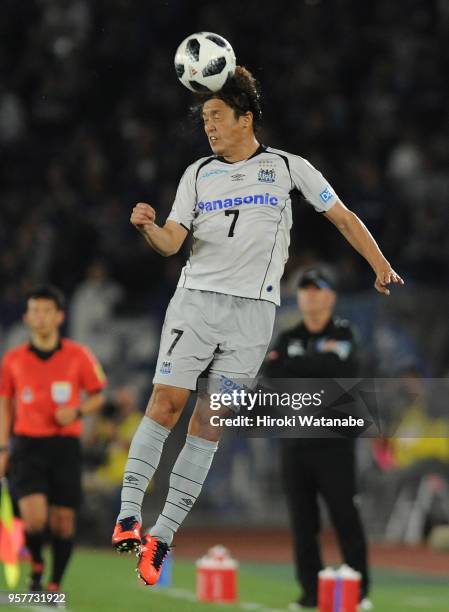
top-left (167, 145), bottom-right (338, 306)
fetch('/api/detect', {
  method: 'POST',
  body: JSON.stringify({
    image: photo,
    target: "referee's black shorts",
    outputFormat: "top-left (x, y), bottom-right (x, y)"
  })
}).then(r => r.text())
top-left (10, 436), bottom-right (82, 509)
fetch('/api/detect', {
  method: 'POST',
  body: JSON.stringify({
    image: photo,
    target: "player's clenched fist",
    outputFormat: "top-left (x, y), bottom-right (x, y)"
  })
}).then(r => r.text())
top-left (131, 202), bottom-right (156, 232)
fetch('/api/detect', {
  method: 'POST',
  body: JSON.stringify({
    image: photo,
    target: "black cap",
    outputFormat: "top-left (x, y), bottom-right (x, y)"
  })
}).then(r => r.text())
top-left (297, 267), bottom-right (335, 291)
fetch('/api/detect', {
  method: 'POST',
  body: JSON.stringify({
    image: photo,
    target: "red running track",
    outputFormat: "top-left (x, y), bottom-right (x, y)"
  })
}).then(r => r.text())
top-left (175, 528), bottom-right (449, 577)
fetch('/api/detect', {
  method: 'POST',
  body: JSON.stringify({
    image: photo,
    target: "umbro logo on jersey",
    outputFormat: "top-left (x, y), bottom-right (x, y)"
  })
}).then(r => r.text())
top-left (181, 498), bottom-right (194, 507)
top-left (125, 475), bottom-right (139, 483)
top-left (231, 173), bottom-right (246, 182)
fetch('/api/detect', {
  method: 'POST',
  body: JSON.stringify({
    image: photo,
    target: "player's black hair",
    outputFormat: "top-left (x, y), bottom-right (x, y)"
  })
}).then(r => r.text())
top-left (192, 66), bottom-right (263, 132)
top-left (25, 285), bottom-right (66, 311)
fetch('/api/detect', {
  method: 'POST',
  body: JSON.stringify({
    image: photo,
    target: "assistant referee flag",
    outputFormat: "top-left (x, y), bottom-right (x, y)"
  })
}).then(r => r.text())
top-left (0, 478), bottom-right (20, 588)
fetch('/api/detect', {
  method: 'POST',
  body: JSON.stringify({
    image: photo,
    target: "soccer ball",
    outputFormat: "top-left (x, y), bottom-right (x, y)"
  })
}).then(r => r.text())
top-left (174, 32), bottom-right (236, 93)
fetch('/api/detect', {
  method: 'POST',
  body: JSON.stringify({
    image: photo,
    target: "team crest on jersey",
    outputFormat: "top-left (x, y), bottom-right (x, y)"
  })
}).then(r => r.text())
top-left (51, 381), bottom-right (72, 404)
top-left (257, 165), bottom-right (276, 183)
top-left (21, 387), bottom-right (34, 403)
top-left (160, 360), bottom-right (172, 375)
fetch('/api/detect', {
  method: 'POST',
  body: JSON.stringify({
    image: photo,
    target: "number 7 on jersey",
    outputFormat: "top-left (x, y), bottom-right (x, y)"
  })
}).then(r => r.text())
top-left (225, 210), bottom-right (239, 237)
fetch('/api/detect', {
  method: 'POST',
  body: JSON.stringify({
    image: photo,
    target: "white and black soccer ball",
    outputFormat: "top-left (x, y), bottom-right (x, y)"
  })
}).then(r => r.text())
top-left (174, 32), bottom-right (236, 93)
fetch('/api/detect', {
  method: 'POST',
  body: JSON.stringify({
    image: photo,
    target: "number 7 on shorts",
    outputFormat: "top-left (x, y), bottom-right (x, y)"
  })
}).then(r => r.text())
top-left (167, 328), bottom-right (184, 355)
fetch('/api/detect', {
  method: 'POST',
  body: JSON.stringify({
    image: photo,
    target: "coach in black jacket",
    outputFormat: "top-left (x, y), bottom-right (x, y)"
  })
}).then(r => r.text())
top-left (264, 268), bottom-right (370, 610)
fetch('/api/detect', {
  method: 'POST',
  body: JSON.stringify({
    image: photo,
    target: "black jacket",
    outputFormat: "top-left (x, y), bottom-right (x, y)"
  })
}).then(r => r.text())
top-left (262, 317), bottom-right (359, 448)
top-left (263, 316), bottom-right (358, 379)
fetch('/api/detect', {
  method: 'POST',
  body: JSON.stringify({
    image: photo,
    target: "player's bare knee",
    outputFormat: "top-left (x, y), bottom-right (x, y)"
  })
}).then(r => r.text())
top-left (19, 495), bottom-right (47, 532)
top-left (50, 509), bottom-right (75, 538)
top-left (145, 386), bottom-right (186, 427)
top-left (23, 510), bottom-right (47, 533)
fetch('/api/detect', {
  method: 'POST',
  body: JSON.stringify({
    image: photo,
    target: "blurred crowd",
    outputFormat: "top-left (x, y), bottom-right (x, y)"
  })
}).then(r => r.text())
top-left (1, 0), bottom-right (449, 326)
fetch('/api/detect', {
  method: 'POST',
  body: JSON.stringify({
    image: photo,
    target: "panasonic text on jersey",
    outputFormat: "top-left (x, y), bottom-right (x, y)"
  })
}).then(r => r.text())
top-left (197, 193), bottom-right (279, 213)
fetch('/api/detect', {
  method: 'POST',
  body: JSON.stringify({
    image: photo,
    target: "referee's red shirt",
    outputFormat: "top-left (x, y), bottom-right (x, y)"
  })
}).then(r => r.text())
top-left (0, 339), bottom-right (106, 438)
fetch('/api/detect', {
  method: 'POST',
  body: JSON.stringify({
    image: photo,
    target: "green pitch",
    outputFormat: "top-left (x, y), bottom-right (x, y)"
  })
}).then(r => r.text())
top-left (1, 549), bottom-right (449, 611)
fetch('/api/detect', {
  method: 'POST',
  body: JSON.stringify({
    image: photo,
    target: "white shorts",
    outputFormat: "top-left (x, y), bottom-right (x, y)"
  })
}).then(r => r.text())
top-left (153, 288), bottom-right (276, 391)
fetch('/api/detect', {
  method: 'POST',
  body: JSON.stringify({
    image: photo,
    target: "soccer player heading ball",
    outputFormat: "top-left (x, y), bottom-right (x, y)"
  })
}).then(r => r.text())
top-left (112, 62), bottom-right (404, 585)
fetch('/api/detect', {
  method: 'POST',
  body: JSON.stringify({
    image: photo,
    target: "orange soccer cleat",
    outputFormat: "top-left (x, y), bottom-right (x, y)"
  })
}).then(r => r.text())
top-left (136, 534), bottom-right (170, 586)
top-left (112, 516), bottom-right (142, 553)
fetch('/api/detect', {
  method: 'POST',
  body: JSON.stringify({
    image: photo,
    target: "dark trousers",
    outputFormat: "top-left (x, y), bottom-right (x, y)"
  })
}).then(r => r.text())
top-left (281, 440), bottom-right (369, 600)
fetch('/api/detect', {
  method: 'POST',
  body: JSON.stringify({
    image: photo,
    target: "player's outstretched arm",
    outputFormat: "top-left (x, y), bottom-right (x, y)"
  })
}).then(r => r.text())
top-left (324, 200), bottom-right (404, 295)
top-left (130, 203), bottom-right (188, 257)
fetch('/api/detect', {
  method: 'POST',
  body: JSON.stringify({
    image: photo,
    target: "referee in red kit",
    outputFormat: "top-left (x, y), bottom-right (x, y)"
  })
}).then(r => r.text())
top-left (0, 286), bottom-right (106, 592)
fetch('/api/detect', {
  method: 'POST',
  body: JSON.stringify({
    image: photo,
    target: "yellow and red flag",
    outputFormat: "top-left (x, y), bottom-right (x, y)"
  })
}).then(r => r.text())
top-left (0, 479), bottom-right (21, 588)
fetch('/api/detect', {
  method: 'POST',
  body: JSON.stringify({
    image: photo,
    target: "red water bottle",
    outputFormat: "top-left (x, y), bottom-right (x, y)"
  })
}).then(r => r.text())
top-left (318, 567), bottom-right (337, 612)
top-left (196, 545), bottom-right (238, 603)
top-left (336, 565), bottom-right (361, 612)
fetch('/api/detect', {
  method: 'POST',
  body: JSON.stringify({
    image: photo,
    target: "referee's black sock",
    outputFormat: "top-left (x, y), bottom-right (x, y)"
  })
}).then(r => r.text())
top-left (50, 535), bottom-right (74, 585)
top-left (25, 530), bottom-right (45, 566)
